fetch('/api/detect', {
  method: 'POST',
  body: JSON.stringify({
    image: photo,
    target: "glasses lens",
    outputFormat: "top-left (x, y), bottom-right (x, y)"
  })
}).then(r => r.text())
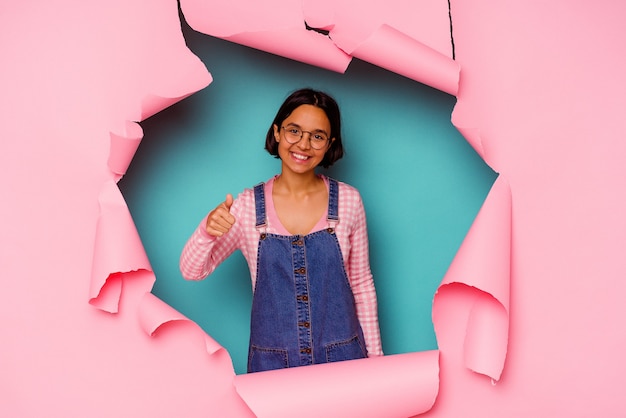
top-left (282, 126), bottom-right (329, 149)
top-left (310, 134), bottom-right (328, 149)
top-left (284, 127), bottom-right (301, 144)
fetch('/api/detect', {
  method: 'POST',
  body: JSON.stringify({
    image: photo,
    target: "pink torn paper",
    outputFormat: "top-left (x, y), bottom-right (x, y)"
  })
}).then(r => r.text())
top-left (347, 24), bottom-right (459, 96)
top-left (302, 0), bottom-right (453, 58)
top-left (303, 0), bottom-right (459, 94)
top-left (234, 351), bottom-right (440, 418)
top-left (108, 121), bottom-right (144, 179)
top-left (451, 123), bottom-right (487, 164)
top-left (139, 87), bottom-right (210, 122)
top-left (7, 0), bottom-right (626, 416)
top-left (179, 0), bottom-right (351, 72)
top-left (125, 41), bottom-right (213, 123)
top-left (91, 6), bottom-right (212, 312)
top-left (139, 292), bottom-right (224, 356)
top-left (180, 0), bottom-right (458, 93)
top-left (433, 175), bottom-right (511, 381)
top-left (90, 180), bottom-right (152, 313)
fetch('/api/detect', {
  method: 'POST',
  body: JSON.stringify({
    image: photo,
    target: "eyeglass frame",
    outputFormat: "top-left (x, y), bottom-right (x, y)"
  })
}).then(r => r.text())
top-left (280, 125), bottom-right (331, 150)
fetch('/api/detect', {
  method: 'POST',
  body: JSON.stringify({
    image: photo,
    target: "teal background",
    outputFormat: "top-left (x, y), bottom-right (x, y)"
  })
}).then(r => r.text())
top-left (119, 19), bottom-right (497, 375)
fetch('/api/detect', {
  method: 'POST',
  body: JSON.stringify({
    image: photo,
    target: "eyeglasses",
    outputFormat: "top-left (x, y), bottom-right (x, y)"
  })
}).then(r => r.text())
top-left (281, 125), bottom-right (329, 150)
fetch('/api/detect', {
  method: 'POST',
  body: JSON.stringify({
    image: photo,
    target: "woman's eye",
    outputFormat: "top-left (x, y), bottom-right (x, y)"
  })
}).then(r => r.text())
top-left (289, 129), bottom-right (301, 135)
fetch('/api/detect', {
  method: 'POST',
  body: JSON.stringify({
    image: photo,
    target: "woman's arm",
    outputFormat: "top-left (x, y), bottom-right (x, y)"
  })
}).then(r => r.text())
top-left (179, 196), bottom-right (243, 281)
top-left (347, 192), bottom-right (384, 356)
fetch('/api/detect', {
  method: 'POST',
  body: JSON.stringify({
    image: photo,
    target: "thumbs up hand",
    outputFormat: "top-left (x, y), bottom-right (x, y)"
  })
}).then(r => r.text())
top-left (206, 194), bottom-right (236, 237)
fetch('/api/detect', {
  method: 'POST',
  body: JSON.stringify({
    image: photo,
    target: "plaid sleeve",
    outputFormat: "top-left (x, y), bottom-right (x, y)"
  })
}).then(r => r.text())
top-left (339, 183), bottom-right (384, 356)
top-left (179, 191), bottom-right (248, 281)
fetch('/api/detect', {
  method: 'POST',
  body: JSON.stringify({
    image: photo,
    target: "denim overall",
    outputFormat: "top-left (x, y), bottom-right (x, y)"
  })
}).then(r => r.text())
top-left (247, 178), bottom-right (367, 373)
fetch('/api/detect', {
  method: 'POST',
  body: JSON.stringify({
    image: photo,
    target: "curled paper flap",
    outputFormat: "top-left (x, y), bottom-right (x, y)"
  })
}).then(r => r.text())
top-left (90, 273), bottom-right (124, 313)
top-left (179, 0), bottom-right (351, 73)
top-left (303, 0), bottom-right (454, 59)
top-left (139, 292), bottom-right (223, 356)
top-left (234, 351), bottom-right (439, 418)
top-left (348, 24), bottom-right (459, 96)
top-left (225, 30), bottom-right (351, 73)
top-left (433, 175), bottom-right (511, 380)
top-left (135, 46), bottom-right (213, 121)
top-left (440, 175), bottom-right (511, 306)
top-left (451, 122), bottom-right (486, 163)
top-left (139, 88), bottom-right (208, 121)
top-left (302, 0), bottom-right (457, 92)
top-left (180, 0), bottom-right (457, 93)
top-left (108, 121), bottom-right (143, 177)
top-left (137, 292), bottom-right (256, 417)
top-left (181, 0), bottom-right (457, 93)
top-left (90, 181), bottom-right (152, 313)
top-left (464, 293), bottom-right (509, 380)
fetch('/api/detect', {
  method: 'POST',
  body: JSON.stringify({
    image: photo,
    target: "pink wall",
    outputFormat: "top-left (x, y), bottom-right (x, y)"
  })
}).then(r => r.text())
top-left (1, 0), bottom-right (624, 416)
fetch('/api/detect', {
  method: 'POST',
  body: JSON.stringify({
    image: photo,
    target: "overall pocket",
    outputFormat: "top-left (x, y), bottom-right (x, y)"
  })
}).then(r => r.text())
top-left (248, 346), bottom-right (289, 373)
top-left (325, 336), bottom-right (367, 363)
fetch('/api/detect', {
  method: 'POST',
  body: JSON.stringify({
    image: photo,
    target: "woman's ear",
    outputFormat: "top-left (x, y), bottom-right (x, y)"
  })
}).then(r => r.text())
top-left (273, 124), bottom-right (280, 142)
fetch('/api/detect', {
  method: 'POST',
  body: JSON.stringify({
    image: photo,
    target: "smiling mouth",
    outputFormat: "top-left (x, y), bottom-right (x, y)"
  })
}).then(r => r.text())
top-left (291, 152), bottom-right (311, 161)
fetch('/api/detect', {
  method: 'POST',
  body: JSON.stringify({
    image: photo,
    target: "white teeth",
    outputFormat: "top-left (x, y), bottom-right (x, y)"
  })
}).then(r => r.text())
top-left (292, 153), bottom-right (309, 160)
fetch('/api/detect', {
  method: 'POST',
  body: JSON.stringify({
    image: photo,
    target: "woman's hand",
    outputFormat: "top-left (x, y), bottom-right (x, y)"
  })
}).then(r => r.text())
top-left (205, 194), bottom-right (236, 237)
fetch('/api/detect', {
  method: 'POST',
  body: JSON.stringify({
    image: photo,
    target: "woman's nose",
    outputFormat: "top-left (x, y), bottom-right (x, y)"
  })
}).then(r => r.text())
top-left (297, 133), bottom-right (312, 149)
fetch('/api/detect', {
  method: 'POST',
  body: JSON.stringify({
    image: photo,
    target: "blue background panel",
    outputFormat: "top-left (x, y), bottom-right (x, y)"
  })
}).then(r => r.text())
top-left (119, 20), bottom-right (497, 374)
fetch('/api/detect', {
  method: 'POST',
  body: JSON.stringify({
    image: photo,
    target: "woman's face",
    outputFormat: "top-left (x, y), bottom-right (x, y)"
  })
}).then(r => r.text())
top-left (273, 104), bottom-right (333, 175)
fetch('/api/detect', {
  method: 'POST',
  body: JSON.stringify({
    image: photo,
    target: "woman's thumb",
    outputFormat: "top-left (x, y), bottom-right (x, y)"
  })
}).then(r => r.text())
top-left (224, 193), bottom-right (234, 210)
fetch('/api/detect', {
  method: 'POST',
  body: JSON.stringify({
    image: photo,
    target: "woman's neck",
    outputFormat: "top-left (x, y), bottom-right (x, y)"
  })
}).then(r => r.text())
top-left (275, 170), bottom-right (322, 197)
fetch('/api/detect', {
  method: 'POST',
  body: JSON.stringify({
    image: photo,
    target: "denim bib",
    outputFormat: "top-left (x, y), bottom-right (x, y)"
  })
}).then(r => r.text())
top-left (247, 178), bottom-right (367, 373)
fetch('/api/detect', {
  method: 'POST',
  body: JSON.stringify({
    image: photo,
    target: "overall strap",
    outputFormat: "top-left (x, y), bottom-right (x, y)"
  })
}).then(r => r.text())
top-left (327, 178), bottom-right (339, 225)
top-left (253, 183), bottom-right (266, 229)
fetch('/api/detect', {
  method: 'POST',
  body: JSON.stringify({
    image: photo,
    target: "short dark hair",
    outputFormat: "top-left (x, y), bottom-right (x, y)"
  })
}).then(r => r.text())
top-left (265, 88), bottom-right (344, 168)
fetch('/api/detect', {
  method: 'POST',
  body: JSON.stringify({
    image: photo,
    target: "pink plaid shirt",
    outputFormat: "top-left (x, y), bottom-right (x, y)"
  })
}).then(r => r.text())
top-left (180, 175), bottom-right (383, 356)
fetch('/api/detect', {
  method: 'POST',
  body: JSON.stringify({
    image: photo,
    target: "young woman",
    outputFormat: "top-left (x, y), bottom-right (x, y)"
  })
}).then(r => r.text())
top-left (180, 88), bottom-right (383, 373)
